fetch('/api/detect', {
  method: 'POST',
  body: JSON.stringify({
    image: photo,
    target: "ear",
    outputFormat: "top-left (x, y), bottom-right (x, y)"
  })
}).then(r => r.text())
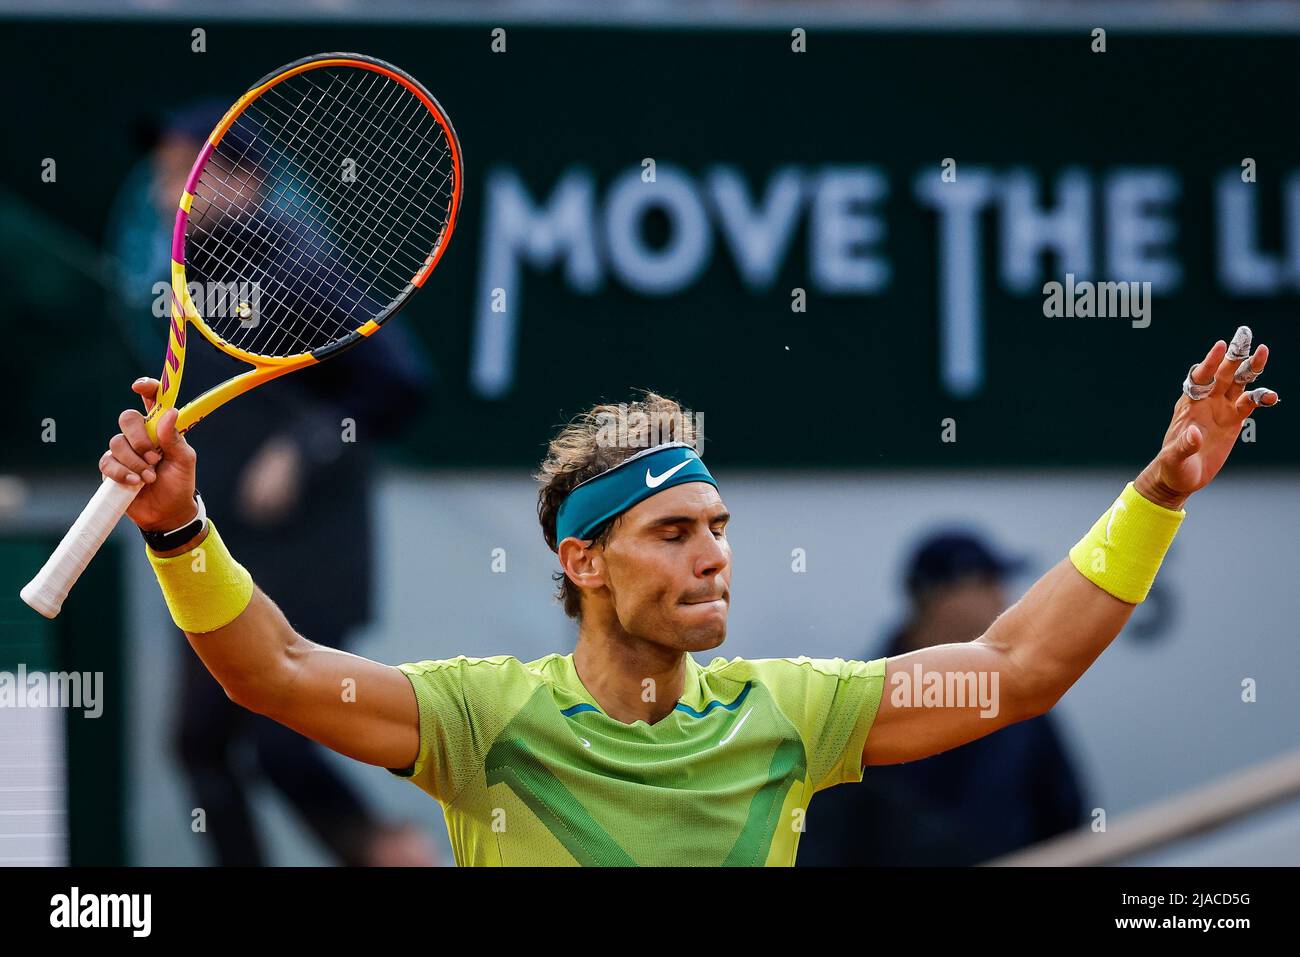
top-left (558, 537), bottom-right (607, 593)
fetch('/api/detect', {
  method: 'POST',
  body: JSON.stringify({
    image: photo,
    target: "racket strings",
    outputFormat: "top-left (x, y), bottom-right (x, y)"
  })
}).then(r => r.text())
top-left (244, 71), bottom-right (450, 352)
top-left (195, 71), bottom-right (440, 353)
top-left (296, 67), bottom-right (455, 215)
top-left (193, 165), bottom-right (361, 349)
top-left (236, 70), bottom-right (453, 289)
top-left (207, 71), bottom-right (443, 329)
top-left (269, 68), bottom-right (452, 231)
top-left (185, 62), bottom-right (456, 358)
top-left (275, 75), bottom-right (453, 287)
top-left (246, 75), bottom-right (450, 356)
top-left (262, 70), bottom-right (453, 265)
top-left (191, 157), bottom-right (380, 353)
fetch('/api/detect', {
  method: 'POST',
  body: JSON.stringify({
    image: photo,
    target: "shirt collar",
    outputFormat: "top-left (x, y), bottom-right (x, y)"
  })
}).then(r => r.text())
top-left (558, 651), bottom-right (708, 719)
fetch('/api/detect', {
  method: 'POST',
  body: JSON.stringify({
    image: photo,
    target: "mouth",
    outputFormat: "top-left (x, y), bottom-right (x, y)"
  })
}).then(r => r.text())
top-left (681, 596), bottom-right (727, 608)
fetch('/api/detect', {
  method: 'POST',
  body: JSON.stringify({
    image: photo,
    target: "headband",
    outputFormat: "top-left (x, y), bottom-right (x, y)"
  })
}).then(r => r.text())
top-left (554, 442), bottom-right (717, 546)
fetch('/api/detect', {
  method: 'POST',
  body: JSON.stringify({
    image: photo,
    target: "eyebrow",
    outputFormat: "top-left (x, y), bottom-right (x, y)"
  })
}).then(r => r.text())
top-left (645, 512), bottom-right (731, 529)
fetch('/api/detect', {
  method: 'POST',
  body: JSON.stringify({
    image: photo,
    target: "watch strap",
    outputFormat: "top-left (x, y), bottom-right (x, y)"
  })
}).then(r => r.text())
top-left (141, 491), bottom-right (207, 552)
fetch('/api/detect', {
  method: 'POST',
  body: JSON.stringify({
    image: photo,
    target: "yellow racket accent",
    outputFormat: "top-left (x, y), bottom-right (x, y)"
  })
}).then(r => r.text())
top-left (145, 256), bottom-right (319, 444)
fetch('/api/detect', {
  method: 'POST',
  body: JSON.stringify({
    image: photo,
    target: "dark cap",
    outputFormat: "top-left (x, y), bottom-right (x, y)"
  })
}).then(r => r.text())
top-left (131, 99), bottom-right (267, 169)
top-left (904, 529), bottom-right (1028, 599)
top-left (130, 100), bottom-right (229, 154)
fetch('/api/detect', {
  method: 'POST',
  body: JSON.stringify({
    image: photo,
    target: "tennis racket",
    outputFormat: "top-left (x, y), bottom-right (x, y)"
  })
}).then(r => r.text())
top-left (21, 52), bottom-right (462, 618)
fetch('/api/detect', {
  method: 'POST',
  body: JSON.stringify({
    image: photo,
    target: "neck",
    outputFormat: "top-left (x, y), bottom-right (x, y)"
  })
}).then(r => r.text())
top-left (573, 620), bottom-right (686, 725)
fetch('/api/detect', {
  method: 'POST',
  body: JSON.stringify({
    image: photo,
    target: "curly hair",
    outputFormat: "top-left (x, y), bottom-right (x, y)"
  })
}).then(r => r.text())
top-left (536, 392), bottom-right (701, 618)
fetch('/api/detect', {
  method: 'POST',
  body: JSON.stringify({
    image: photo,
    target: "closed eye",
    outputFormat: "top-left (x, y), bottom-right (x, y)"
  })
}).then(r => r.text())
top-left (651, 514), bottom-right (730, 542)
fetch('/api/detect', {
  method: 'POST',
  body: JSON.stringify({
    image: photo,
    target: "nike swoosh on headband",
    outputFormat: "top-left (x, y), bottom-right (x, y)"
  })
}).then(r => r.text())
top-left (554, 442), bottom-right (717, 545)
top-left (646, 459), bottom-right (690, 488)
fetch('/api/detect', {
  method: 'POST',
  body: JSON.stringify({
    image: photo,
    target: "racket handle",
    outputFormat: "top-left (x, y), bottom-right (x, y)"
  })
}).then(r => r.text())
top-left (20, 476), bottom-right (142, 619)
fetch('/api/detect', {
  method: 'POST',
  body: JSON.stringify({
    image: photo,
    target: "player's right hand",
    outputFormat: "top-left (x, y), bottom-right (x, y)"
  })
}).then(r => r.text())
top-left (100, 377), bottom-right (199, 533)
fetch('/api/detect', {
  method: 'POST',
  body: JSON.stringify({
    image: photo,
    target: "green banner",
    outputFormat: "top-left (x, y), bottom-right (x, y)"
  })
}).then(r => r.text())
top-left (3, 20), bottom-right (1297, 467)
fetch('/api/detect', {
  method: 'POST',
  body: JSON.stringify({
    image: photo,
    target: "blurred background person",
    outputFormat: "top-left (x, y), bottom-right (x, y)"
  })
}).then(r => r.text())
top-left (798, 530), bottom-right (1088, 866)
top-left (104, 102), bottom-right (441, 866)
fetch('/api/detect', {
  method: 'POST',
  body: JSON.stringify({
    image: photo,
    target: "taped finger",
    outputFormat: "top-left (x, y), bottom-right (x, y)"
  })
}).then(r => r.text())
top-left (1225, 325), bottom-right (1253, 361)
top-left (1233, 358), bottom-right (1262, 385)
top-left (1183, 363), bottom-right (1215, 400)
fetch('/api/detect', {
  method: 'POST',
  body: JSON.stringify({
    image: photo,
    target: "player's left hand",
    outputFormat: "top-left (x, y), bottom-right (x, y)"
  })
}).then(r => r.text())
top-left (1135, 326), bottom-right (1280, 511)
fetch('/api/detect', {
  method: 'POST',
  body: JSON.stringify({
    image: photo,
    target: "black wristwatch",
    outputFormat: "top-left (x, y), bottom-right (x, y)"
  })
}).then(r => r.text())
top-left (141, 491), bottom-right (207, 552)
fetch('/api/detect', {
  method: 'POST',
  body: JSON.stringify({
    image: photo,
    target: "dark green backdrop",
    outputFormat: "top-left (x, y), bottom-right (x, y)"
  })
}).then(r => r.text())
top-left (2, 19), bottom-right (1296, 468)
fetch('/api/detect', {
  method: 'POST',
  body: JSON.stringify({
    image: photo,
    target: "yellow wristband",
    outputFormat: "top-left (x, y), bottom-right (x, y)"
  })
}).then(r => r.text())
top-left (1069, 482), bottom-right (1185, 604)
top-left (146, 519), bottom-right (254, 633)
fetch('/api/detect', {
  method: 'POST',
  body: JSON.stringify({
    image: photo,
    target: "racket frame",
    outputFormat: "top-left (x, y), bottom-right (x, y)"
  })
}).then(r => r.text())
top-left (149, 51), bottom-right (463, 442)
top-left (22, 52), bottom-right (462, 618)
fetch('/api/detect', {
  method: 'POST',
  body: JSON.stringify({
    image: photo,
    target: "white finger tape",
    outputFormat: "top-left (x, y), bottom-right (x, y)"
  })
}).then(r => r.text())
top-left (1226, 325), bottom-right (1253, 361)
top-left (1183, 364), bottom-right (1215, 400)
top-left (1233, 359), bottom-right (1261, 384)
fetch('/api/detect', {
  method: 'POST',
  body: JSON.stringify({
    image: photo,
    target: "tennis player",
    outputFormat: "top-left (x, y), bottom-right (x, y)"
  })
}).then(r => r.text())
top-left (101, 328), bottom-right (1278, 866)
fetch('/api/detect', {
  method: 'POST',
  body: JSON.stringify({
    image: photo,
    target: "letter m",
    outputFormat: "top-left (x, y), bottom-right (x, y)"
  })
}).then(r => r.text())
top-left (470, 168), bottom-right (602, 399)
top-left (1097, 281), bottom-right (1128, 317)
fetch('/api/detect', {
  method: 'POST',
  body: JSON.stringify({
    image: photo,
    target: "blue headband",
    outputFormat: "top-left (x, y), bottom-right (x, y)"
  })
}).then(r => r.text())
top-left (555, 442), bottom-right (717, 545)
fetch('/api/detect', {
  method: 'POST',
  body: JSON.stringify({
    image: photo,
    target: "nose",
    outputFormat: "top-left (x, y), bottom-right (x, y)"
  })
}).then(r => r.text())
top-left (695, 531), bottom-right (729, 580)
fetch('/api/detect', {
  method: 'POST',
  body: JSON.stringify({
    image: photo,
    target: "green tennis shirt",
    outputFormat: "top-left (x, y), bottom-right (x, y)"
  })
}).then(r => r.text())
top-left (387, 651), bottom-right (887, 866)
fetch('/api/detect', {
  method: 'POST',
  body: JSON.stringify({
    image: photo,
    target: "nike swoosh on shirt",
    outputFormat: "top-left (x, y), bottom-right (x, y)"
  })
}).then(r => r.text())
top-left (579, 737), bottom-right (591, 748)
top-left (717, 709), bottom-right (751, 747)
top-left (645, 458), bottom-right (690, 488)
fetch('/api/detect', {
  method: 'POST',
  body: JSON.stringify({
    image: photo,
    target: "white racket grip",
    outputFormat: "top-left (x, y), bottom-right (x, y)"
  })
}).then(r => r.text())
top-left (20, 476), bottom-right (143, 618)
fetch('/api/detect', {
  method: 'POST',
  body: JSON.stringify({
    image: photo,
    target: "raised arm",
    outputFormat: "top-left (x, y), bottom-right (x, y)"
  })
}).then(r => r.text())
top-left (863, 329), bottom-right (1280, 767)
top-left (102, 378), bottom-right (419, 770)
top-left (863, 556), bottom-right (1132, 765)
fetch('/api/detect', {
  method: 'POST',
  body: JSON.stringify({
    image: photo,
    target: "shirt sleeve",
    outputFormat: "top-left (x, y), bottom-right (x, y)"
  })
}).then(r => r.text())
top-left (727, 656), bottom-right (888, 793)
top-left (386, 655), bottom-right (537, 805)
